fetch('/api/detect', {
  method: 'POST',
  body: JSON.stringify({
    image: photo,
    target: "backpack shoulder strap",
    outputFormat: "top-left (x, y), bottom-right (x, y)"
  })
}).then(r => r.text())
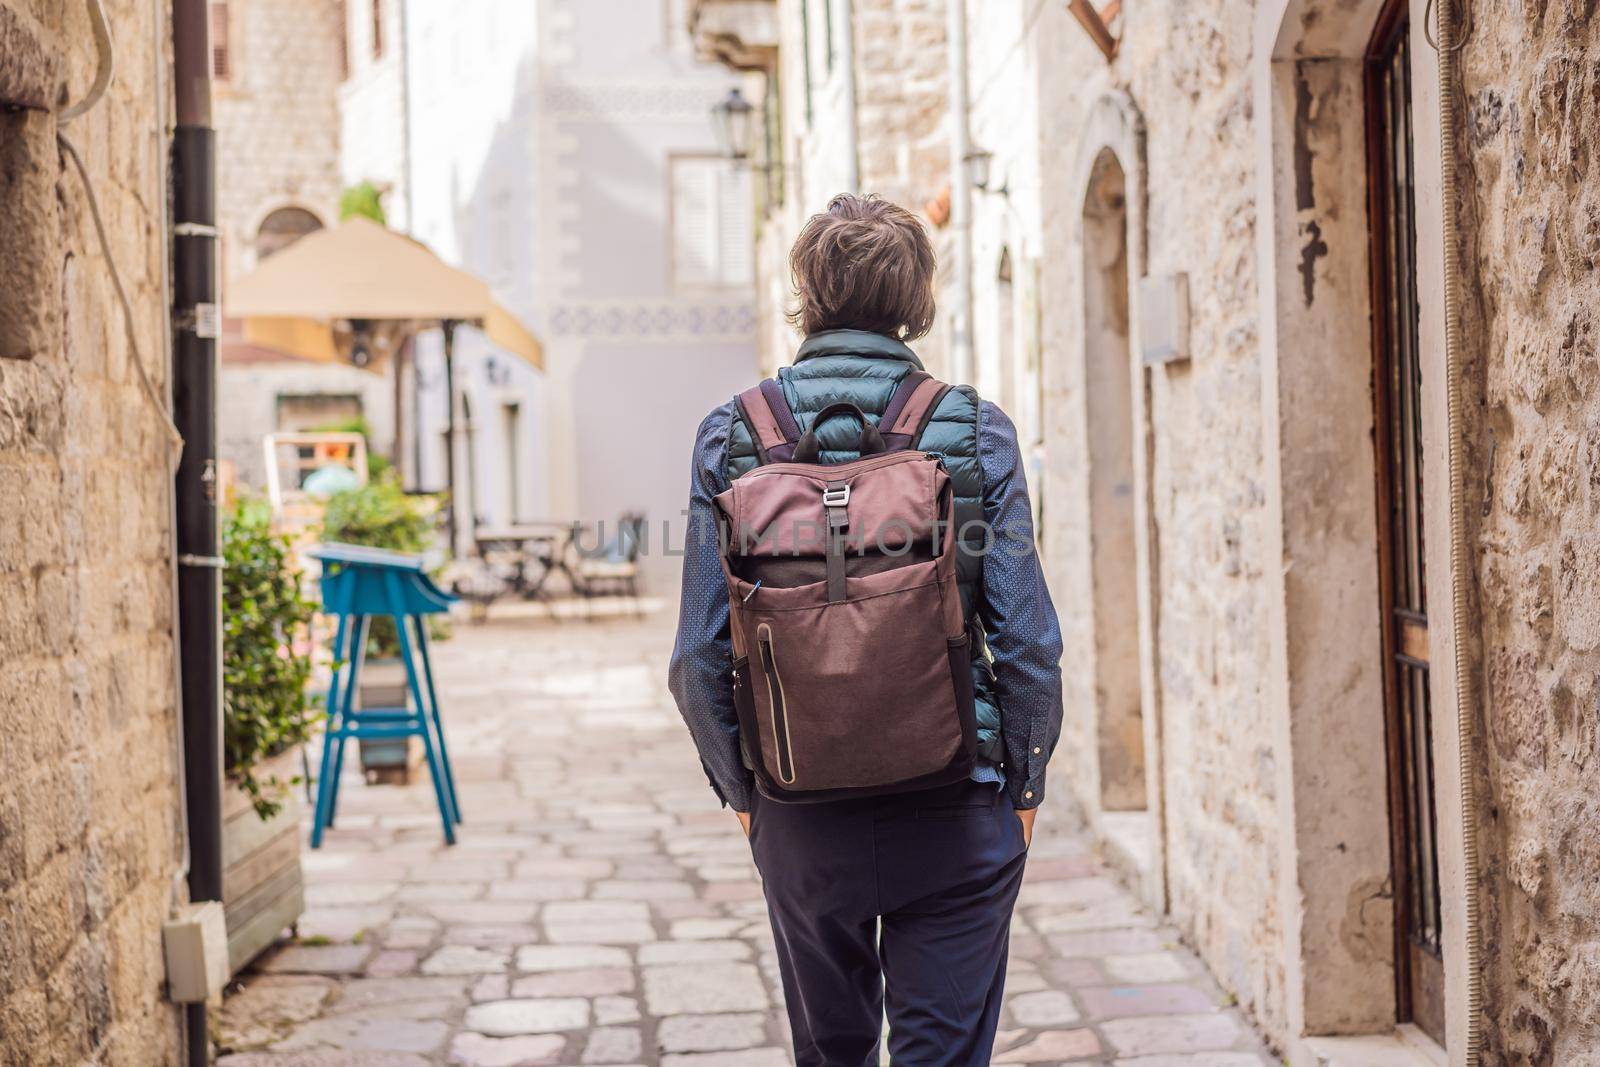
top-left (734, 378), bottom-right (801, 465)
top-left (880, 372), bottom-right (952, 451)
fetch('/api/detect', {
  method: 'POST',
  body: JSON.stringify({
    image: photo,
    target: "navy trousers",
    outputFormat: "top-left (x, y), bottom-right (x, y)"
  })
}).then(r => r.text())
top-left (749, 779), bottom-right (1028, 1067)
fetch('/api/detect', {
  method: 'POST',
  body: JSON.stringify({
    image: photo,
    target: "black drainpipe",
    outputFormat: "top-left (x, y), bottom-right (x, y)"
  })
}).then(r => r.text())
top-left (171, 2), bottom-right (221, 1064)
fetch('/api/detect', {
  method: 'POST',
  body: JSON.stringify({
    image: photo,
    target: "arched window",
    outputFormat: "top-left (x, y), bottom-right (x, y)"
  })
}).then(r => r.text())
top-left (256, 207), bottom-right (323, 260)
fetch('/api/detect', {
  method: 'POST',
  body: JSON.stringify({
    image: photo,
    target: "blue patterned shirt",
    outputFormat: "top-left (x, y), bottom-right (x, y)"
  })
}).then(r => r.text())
top-left (667, 399), bottom-right (1063, 812)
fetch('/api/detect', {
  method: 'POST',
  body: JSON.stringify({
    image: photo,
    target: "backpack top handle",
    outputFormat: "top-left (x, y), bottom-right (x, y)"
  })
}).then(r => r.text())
top-left (792, 402), bottom-right (886, 464)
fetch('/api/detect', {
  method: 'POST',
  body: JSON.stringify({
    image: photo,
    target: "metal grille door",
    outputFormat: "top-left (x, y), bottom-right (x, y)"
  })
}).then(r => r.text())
top-left (1366, 4), bottom-right (1446, 1044)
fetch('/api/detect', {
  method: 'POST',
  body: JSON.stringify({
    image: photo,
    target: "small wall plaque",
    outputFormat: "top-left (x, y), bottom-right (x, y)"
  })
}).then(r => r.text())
top-left (1139, 272), bottom-right (1190, 366)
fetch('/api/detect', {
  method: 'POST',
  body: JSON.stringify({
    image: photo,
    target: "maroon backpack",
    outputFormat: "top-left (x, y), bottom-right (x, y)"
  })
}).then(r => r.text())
top-left (717, 375), bottom-right (978, 802)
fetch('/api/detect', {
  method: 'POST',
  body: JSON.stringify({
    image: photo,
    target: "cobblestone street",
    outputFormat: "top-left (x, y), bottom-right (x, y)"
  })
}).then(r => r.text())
top-left (216, 609), bottom-right (1277, 1067)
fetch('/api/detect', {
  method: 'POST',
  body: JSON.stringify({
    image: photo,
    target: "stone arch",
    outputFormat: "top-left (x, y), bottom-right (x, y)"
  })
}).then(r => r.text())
top-left (1252, 0), bottom-right (1463, 1052)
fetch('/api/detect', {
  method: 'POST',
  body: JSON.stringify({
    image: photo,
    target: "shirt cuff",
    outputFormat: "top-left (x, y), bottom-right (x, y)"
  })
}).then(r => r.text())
top-left (702, 760), bottom-right (755, 813)
top-left (722, 778), bottom-right (754, 813)
top-left (1010, 768), bottom-right (1045, 809)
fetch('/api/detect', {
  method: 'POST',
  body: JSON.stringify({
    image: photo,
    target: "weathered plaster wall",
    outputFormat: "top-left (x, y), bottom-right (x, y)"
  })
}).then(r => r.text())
top-left (0, 1), bottom-right (183, 1062)
top-left (1459, 3), bottom-right (1600, 1061)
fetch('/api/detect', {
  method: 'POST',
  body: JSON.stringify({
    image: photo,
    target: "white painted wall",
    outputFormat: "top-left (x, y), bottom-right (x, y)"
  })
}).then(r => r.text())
top-left (403, 0), bottom-right (759, 585)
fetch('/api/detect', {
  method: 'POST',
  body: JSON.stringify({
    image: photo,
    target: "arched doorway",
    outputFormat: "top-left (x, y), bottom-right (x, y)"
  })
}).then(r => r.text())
top-left (1082, 148), bottom-right (1146, 812)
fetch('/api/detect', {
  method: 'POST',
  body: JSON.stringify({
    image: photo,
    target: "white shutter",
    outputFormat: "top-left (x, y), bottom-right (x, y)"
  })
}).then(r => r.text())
top-left (715, 164), bottom-right (754, 287)
top-left (672, 159), bottom-right (718, 288)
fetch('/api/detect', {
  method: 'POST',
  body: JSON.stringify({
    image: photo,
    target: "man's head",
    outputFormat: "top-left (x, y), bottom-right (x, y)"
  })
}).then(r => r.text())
top-left (788, 193), bottom-right (937, 341)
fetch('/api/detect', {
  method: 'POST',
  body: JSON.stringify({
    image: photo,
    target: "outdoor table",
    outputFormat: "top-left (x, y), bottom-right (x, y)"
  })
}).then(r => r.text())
top-left (307, 543), bottom-right (462, 846)
top-left (474, 521), bottom-right (583, 599)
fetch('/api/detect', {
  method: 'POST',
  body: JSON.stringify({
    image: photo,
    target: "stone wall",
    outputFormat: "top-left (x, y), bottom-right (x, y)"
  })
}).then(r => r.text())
top-left (1458, 3), bottom-right (1600, 1061)
top-left (1002, 0), bottom-right (1291, 1037)
top-left (215, 0), bottom-right (344, 288)
top-left (0, 1), bottom-right (184, 1063)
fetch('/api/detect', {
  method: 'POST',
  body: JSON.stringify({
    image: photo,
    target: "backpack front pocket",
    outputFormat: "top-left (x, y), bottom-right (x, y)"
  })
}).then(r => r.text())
top-left (755, 624), bottom-right (796, 785)
top-left (738, 564), bottom-right (970, 796)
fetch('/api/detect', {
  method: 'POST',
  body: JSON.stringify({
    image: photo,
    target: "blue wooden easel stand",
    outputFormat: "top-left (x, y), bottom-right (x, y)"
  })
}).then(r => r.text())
top-left (308, 545), bottom-right (462, 847)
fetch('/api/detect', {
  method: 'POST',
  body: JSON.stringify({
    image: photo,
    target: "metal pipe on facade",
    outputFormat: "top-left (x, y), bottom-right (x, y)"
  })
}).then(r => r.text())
top-left (442, 319), bottom-right (459, 556)
top-left (171, 2), bottom-right (221, 1064)
top-left (838, 0), bottom-right (859, 192)
top-left (945, 0), bottom-right (974, 384)
top-left (1433, 0), bottom-right (1482, 1060)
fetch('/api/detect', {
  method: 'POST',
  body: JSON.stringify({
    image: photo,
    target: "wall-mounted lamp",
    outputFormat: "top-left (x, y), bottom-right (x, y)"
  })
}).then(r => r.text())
top-left (484, 354), bottom-right (512, 387)
top-left (711, 87), bottom-right (756, 162)
top-left (964, 148), bottom-right (995, 192)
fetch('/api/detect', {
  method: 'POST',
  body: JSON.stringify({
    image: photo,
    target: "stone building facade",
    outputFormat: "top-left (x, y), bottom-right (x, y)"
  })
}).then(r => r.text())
top-left (0, 1), bottom-right (184, 1062)
top-left (214, 0), bottom-right (345, 289)
top-left (212, 0), bottom-right (374, 492)
top-left (694, 1), bottom-right (1600, 1064)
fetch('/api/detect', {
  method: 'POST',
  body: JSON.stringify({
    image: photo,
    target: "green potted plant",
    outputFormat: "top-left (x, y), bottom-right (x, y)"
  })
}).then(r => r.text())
top-left (221, 499), bottom-right (317, 974)
top-left (319, 476), bottom-right (441, 783)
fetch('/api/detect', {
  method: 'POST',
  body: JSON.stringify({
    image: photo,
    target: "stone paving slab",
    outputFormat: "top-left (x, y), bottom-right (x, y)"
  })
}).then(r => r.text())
top-left (217, 614), bottom-right (1277, 1066)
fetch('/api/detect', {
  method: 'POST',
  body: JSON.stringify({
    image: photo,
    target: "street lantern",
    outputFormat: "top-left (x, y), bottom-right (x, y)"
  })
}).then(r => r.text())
top-left (964, 148), bottom-right (995, 192)
top-left (712, 87), bottom-right (756, 161)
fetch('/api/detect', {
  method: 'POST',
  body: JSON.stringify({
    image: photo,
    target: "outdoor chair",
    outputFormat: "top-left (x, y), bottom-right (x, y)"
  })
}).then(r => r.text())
top-left (573, 512), bottom-right (646, 607)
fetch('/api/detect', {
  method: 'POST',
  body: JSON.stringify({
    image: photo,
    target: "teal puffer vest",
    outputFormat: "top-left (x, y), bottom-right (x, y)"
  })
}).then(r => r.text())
top-left (724, 329), bottom-right (1004, 764)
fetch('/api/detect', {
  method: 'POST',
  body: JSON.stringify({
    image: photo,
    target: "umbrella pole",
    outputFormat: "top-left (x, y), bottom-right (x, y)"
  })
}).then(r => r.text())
top-left (393, 334), bottom-right (409, 480)
top-left (442, 319), bottom-right (457, 557)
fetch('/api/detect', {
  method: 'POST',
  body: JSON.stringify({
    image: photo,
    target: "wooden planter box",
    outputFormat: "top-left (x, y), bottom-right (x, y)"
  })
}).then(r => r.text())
top-left (222, 747), bottom-right (306, 977)
top-left (358, 659), bottom-right (423, 785)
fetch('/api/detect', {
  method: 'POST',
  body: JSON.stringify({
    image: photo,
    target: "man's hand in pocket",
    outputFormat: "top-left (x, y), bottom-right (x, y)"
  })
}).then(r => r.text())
top-left (1015, 808), bottom-right (1036, 848)
top-left (736, 811), bottom-right (752, 837)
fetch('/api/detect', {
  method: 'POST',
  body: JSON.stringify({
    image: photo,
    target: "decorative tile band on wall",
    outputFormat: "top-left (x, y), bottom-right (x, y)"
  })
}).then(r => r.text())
top-left (544, 79), bottom-right (731, 122)
top-left (549, 300), bottom-right (758, 341)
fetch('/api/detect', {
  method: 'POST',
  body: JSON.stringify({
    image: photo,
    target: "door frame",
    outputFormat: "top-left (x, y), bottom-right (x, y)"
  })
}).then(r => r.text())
top-left (1252, 0), bottom-right (1467, 1058)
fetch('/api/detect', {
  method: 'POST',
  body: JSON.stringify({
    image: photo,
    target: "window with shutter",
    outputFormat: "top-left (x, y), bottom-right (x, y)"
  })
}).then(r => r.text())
top-left (210, 2), bottom-right (230, 81)
top-left (671, 157), bottom-right (754, 291)
top-left (672, 159), bottom-right (718, 289)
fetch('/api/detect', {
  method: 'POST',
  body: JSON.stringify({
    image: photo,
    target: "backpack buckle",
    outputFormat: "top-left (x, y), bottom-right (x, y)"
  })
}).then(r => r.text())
top-left (822, 484), bottom-right (850, 508)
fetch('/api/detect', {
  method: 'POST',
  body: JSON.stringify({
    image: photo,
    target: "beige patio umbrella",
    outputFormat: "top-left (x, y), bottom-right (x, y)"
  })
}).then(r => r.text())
top-left (226, 216), bottom-right (543, 550)
top-left (226, 216), bottom-right (542, 368)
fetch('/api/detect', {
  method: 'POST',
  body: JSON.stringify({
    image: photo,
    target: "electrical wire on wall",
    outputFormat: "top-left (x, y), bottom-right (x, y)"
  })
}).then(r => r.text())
top-left (56, 0), bottom-right (184, 452)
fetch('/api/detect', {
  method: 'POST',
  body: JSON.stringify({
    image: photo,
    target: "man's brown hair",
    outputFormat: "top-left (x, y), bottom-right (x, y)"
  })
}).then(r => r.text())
top-left (788, 194), bottom-right (937, 341)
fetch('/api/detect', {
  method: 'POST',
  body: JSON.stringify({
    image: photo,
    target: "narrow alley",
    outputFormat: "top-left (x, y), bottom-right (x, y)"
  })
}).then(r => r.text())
top-left (214, 611), bottom-right (1275, 1067)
